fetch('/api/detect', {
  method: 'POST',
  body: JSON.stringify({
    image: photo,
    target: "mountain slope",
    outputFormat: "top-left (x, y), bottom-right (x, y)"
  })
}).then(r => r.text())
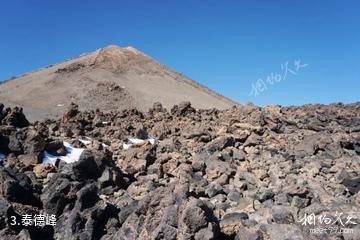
top-left (0, 45), bottom-right (237, 121)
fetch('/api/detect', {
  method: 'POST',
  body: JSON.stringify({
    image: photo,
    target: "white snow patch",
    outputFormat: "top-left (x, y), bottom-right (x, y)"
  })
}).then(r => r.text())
top-left (57, 104), bottom-right (64, 107)
top-left (148, 138), bottom-right (156, 145)
top-left (122, 143), bottom-right (132, 150)
top-left (102, 121), bottom-right (110, 125)
top-left (101, 143), bottom-right (109, 148)
top-left (42, 141), bottom-right (84, 165)
top-left (0, 153), bottom-right (6, 161)
top-left (123, 137), bottom-right (156, 150)
top-left (79, 138), bottom-right (92, 145)
top-left (79, 137), bottom-right (108, 148)
top-left (128, 137), bottom-right (146, 145)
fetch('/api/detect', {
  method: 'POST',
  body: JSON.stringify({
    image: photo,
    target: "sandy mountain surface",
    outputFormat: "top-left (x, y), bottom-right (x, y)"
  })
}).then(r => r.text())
top-left (0, 45), bottom-right (237, 121)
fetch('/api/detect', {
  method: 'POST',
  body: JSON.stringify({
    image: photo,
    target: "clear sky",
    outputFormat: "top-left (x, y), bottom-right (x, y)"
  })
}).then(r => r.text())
top-left (0, 0), bottom-right (359, 106)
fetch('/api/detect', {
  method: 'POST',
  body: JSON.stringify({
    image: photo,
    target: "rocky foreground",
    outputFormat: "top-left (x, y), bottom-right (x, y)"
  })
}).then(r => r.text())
top-left (0, 102), bottom-right (359, 240)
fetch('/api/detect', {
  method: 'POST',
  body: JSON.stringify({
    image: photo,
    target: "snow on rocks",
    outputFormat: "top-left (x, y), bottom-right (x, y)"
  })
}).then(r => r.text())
top-left (42, 136), bottom-right (109, 165)
top-left (79, 138), bottom-right (92, 145)
top-left (148, 138), bottom-right (156, 145)
top-left (122, 137), bottom-right (156, 150)
top-left (101, 143), bottom-right (109, 148)
top-left (79, 136), bottom-right (109, 149)
top-left (128, 137), bottom-right (147, 145)
top-left (42, 141), bottom-right (84, 165)
top-left (122, 143), bottom-right (132, 150)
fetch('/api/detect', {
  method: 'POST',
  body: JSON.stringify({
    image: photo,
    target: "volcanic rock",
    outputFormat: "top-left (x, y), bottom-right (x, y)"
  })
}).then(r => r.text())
top-left (0, 102), bottom-right (358, 239)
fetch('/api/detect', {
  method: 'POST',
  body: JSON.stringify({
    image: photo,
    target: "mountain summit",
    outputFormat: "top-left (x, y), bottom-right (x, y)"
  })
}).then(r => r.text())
top-left (0, 45), bottom-right (237, 120)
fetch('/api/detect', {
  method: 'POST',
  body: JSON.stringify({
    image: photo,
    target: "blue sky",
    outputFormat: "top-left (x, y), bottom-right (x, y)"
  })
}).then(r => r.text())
top-left (0, 0), bottom-right (359, 106)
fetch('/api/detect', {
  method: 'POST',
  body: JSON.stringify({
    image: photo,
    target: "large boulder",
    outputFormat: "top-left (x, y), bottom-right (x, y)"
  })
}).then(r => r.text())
top-left (171, 101), bottom-right (196, 117)
top-left (0, 167), bottom-right (39, 205)
top-left (0, 106), bottom-right (29, 128)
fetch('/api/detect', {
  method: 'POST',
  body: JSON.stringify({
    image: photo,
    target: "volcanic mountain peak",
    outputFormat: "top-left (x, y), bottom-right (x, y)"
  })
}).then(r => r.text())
top-left (97, 44), bottom-right (145, 58)
top-left (92, 45), bottom-right (155, 72)
top-left (125, 46), bottom-right (143, 53)
top-left (0, 45), bottom-right (237, 121)
top-left (100, 44), bottom-right (142, 54)
top-left (103, 44), bottom-right (123, 50)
